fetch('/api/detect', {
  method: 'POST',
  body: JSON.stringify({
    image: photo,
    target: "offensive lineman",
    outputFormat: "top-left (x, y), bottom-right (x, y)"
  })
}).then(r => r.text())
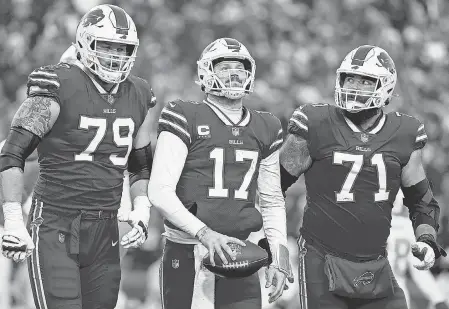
top-left (280, 45), bottom-right (446, 309)
top-left (0, 5), bottom-right (156, 309)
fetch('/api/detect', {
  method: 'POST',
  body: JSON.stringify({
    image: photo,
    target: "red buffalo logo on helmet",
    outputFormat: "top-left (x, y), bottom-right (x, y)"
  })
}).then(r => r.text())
top-left (82, 8), bottom-right (105, 27)
top-left (377, 52), bottom-right (395, 74)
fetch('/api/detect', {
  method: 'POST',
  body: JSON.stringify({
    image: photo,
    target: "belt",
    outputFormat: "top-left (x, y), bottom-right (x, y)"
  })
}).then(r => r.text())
top-left (69, 209), bottom-right (117, 254)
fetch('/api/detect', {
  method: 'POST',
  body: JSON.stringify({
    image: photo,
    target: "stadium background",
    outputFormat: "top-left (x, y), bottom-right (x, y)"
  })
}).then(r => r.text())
top-left (1, 0), bottom-right (449, 308)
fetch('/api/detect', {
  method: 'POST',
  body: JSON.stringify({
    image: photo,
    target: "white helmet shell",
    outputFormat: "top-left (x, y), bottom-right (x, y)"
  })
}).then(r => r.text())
top-left (335, 45), bottom-right (397, 112)
top-left (196, 38), bottom-right (256, 100)
top-left (75, 5), bottom-right (139, 84)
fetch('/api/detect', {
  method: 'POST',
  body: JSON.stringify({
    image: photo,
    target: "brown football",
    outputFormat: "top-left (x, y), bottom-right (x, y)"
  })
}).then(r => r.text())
top-left (202, 240), bottom-right (269, 278)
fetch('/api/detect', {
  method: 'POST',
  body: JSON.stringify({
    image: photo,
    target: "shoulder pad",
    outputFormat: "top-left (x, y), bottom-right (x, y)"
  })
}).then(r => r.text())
top-left (252, 110), bottom-right (284, 157)
top-left (251, 110), bottom-right (284, 153)
top-left (267, 115), bottom-right (284, 156)
top-left (395, 112), bottom-right (428, 150)
top-left (129, 75), bottom-right (157, 110)
top-left (309, 103), bottom-right (329, 107)
top-left (288, 103), bottom-right (330, 140)
top-left (173, 99), bottom-right (201, 105)
top-left (287, 105), bottom-right (310, 139)
top-left (158, 100), bottom-right (191, 147)
top-left (26, 63), bottom-right (71, 103)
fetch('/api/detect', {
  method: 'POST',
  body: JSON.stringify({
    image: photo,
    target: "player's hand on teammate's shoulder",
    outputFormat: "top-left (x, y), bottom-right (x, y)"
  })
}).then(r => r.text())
top-left (196, 226), bottom-right (246, 266)
top-left (118, 196), bottom-right (151, 249)
top-left (1, 202), bottom-right (34, 263)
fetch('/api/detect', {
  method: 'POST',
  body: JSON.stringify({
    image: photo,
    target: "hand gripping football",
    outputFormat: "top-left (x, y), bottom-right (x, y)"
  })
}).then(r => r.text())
top-left (202, 240), bottom-right (269, 278)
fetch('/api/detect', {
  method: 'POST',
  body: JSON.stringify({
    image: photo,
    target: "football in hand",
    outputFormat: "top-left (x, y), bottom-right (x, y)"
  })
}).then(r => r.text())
top-left (202, 240), bottom-right (269, 278)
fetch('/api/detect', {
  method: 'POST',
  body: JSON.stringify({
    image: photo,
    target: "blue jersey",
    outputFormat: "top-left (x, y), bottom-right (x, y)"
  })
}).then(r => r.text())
top-left (27, 62), bottom-right (156, 210)
top-left (158, 100), bottom-right (283, 239)
top-left (288, 103), bottom-right (427, 258)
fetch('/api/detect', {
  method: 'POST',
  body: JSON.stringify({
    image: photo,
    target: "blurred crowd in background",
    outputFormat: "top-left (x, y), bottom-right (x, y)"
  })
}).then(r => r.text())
top-left (1, 0), bottom-right (449, 308)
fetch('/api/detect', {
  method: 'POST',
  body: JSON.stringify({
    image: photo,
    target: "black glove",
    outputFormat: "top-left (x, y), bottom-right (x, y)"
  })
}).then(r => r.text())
top-left (258, 237), bottom-right (272, 265)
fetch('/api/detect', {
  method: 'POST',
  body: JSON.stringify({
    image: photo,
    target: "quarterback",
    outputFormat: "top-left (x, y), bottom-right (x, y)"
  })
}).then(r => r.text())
top-left (280, 45), bottom-right (446, 309)
top-left (148, 38), bottom-right (293, 309)
top-left (0, 5), bottom-right (156, 309)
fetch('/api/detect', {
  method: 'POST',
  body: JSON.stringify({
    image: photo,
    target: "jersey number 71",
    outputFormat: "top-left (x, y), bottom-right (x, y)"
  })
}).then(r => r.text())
top-left (333, 151), bottom-right (390, 202)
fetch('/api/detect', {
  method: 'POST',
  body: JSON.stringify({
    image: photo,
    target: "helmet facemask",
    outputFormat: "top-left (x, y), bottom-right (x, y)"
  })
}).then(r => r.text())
top-left (335, 72), bottom-right (392, 113)
top-left (197, 38), bottom-right (256, 100)
top-left (79, 35), bottom-right (138, 84)
top-left (334, 46), bottom-right (397, 114)
top-left (75, 5), bottom-right (140, 85)
top-left (199, 57), bottom-right (254, 100)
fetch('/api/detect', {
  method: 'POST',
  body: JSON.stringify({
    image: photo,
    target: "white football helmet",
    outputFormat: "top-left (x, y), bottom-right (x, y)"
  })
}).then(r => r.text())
top-left (196, 38), bottom-right (256, 100)
top-left (75, 4), bottom-right (139, 84)
top-left (335, 45), bottom-right (397, 112)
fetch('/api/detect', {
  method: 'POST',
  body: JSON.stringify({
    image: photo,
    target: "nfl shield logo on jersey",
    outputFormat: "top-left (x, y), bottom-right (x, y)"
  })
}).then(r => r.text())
top-left (360, 133), bottom-right (369, 143)
top-left (232, 127), bottom-right (240, 136)
top-left (107, 95), bottom-right (115, 104)
top-left (59, 233), bottom-right (65, 243)
top-left (172, 259), bottom-right (180, 269)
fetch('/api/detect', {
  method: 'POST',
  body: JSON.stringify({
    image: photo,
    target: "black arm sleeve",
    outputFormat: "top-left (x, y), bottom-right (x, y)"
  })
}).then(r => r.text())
top-left (0, 127), bottom-right (40, 172)
top-left (127, 143), bottom-right (153, 186)
top-left (402, 179), bottom-right (447, 258)
top-left (402, 179), bottom-right (440, 231)
top-left (280, 164), bottom-right (299, 196)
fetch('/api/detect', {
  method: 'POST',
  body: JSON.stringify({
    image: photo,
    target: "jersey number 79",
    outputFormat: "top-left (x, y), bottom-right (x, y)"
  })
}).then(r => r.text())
top-left (74, 116), bottom-right (135, 166)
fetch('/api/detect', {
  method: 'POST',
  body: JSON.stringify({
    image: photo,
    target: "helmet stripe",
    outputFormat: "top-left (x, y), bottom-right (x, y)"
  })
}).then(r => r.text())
top-left (351, 45), bottom-right (374, 66)
top-left (223, 38), bottom-right (241, 52)
top-left (108, 5), bottom-right (129, 35)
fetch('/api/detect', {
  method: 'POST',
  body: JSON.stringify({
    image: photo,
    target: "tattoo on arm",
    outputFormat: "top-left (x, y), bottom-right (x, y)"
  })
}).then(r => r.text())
top-left (279, 134), bottom-right (312, 176)
top-left (11, 96), bottom-right (55, 138)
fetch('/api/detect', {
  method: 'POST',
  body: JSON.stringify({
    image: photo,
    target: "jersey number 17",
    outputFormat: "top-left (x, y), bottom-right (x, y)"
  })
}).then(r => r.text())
top-left (208, 147), bottom-right (258, 200)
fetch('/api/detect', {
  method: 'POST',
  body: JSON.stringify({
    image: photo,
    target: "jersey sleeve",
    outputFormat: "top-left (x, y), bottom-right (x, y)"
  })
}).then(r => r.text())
top-left (287, 105), bottom-right (309, 141)
top-left (26, 65), bottom-right (62, 104)
top-left (264, 115), bottom-right (284, 159)
top-left (140, 78), bottom-right (157, 111)
top-left (414, 122), bottom-right (428, 150)
top-left (157, 100), bottom-right (191, 147)
top-left (395, 113), bottom-right (429, 165)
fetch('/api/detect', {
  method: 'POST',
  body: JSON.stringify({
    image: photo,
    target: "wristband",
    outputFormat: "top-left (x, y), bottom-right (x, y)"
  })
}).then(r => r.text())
top-left (133, 196), bottom-right (151, 210)
top-left (196, 226), bottom-right (209, 241)
top-left (2, 202), bottom-right (23, 222)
